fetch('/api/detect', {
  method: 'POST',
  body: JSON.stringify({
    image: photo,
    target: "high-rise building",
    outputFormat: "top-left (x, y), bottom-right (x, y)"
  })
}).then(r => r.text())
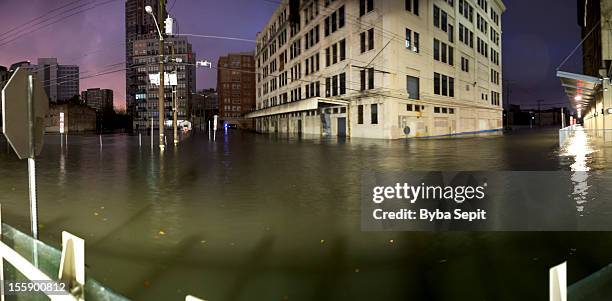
top-left (81, 88), bottom-right (114, 113)
top-left (248, 0), bottom-right (506, 139)
top-left (125, 0), bottom-right (165, 124)
top-left (35, 58), bottom-right (79, 103)
top-left (217, 52), bottom-right (256, 128)
top-left (131, 36), bottom-right (196, 130)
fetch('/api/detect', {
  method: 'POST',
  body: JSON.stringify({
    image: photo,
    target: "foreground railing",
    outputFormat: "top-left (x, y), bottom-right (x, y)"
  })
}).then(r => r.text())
top-left (0, 210), bottom-right (206, 300)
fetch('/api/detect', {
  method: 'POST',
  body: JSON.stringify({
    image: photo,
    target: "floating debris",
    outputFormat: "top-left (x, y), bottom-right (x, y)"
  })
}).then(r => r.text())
top-left (320, 239), bottom-right (325, 244)
top-left (389, 239), bottom-right (394, 244)
top-left (158, 230), bottom-right (166, 236)
top-left (94, 212), bottom-right (99, 216)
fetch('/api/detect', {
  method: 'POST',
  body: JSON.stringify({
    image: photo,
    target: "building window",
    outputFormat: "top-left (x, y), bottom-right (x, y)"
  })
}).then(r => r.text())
top-left (407, 76), bottom-right (420, 99)
top-left (405, 29), bottom-right (420, 52)
top-left (358, 105), bottom-right (364, 124)
top-left (371, 104), bottom-right (378, 124)
top-left (461, 57), bottom-right (469, 72)
top-left (360, 69), bottom-right (366, 91)
top-left (434, 6), bottom-right (449, 32)
top-left (360, 68), bottom-right (374, 90)
top-left (360, 29), bottom-right (374, 53)
top-left (405, 0), bottom-right (419, 15)
top-left (360, 32), bottom-right (366, 53)
top-left (359, 0), bottom-right (374, 16)
top-left (434, 73), bottom-right (455, 97)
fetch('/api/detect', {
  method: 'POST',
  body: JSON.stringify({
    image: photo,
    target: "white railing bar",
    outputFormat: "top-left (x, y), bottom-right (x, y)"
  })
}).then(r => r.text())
top-left (0, 241), bottom-right (77, 301)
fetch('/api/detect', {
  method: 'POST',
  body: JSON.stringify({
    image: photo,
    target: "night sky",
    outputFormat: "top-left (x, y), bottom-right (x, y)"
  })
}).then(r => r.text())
top-left (0, 0), bottom-right (582, 110)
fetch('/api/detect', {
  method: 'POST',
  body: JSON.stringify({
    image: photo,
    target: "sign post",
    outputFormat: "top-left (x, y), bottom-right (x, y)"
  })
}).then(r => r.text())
top-left (1, 68), bottom-right (49, 239)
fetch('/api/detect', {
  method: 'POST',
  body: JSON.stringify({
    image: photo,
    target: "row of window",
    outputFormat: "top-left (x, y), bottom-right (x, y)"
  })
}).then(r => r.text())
top-left (325, 39), bottom-right (346, 66)
top-left (434, 39), bottom-right (454, 66)
top-left (357, 104), bottom-right (378, 125)
top-left (360, 28), bottom-right (375, 53)
top-left (324, 5), bottom-right (345, 37)
top-left (304, 25), bottom-right (320, 50)
top-left (434, 106), bottom-right (456, 114)
top-left (359, 0), bottom-right (374, 16)
top-left (434, 72), bottom-right (455, 97)
top-left (405, 28), bottom-right (421, 53)
top-left (304, 53), bottom-right (320, 76)
top-left (325, 72), bottom-right (347, 97)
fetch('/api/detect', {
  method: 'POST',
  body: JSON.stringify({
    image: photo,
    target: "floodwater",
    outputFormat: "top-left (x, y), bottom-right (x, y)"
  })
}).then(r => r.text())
top-left (1, 128), bottom-right (612, 300)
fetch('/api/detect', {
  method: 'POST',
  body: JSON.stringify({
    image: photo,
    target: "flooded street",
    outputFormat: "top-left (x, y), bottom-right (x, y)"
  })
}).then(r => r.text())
top-left (1, 128), bottom-right (612, 300)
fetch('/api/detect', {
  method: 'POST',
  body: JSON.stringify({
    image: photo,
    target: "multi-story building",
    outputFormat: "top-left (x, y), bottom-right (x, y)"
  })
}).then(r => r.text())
top-left (217, 52), bottom-right (256, 128)
top-left (125, 0), bottom-right (165, 124)
top-left (248, 0), bottom-right (505, 139)
top-left (36, 58), bottom-right (79, 103)
top-left (131, 36), bottom-right (196, 130)
top-left (560, 0), bottom-right (612, 133)
top-left (45, 103), bottom-right (96, 133)
top-left (81, 88), bottom-right (114, 113)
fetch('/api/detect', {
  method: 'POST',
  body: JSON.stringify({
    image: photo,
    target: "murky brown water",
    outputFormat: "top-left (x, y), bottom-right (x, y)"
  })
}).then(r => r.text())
top-left (1, 128), bottom-right (612, 300)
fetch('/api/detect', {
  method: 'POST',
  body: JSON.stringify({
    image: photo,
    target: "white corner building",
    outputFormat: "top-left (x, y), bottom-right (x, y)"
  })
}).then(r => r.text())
top-left (248, 0), bottom-right (505, 139)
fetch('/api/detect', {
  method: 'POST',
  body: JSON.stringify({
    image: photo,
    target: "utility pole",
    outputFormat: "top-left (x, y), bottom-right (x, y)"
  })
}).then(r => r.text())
top-left (536, 99), bottom-right (543, 127)
top-left (171, 42), bottom-right (178, 145)
top-left (158, 0), bottom-right (166, 150)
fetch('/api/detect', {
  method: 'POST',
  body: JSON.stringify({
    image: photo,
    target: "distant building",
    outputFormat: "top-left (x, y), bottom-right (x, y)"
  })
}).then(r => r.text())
top-left (190, 89), bottom-right (219, 129)
top-left (81, 88), bottom-right (114, 113)
top-left (217, 52), bottom-right (256, 128)
top-left (250, 0), bottom-right (506, 139)
top-left (508, 105), bottom-right (570, 127)
top-left (35, 58), bottom-right (79, 103)
top-left (46, 103), bottom-right (96, 133)
top-left (131, 36), bottom-right (196, 130)
top-left (125, 0), bottom-right (166, 124)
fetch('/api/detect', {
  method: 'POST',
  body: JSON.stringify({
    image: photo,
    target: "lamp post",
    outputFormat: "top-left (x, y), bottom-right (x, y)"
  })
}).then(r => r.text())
top-left (145, 3), bottom-right (166, 150)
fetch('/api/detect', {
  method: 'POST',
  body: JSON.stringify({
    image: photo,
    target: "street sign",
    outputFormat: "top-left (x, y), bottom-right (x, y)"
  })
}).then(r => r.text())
top-left (1, 68), bottom-right (49, 159)
top-left (148, 72), bottom-right (177, 86)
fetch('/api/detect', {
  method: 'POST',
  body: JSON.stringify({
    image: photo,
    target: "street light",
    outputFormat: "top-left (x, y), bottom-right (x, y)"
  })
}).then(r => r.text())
top-left (145, 6), bottom-right (164, 41)
top-left (144, 4), bottom-right (166, 150)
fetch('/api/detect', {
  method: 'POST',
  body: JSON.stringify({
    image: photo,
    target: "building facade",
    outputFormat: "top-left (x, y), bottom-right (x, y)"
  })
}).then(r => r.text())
top-left (248, 0), bottom-right (505, 139)
top-left (131, 36), bottom-right (196, 130)
top-left (82, 88), bottom-right (114, 113)
top-left (217, 52), bottom-right (256, 128)
top-left (36, 58), bottom-right (79, 103)
top-left (125, 0), bottom-right (165, 124)
top-left (45, 103), bottom-right (96, 133)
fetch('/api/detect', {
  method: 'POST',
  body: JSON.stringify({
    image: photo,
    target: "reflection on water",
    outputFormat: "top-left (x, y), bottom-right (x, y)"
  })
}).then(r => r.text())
top-left (559, 126), bottom-right (595, 215)
top-left (0, 129), bottom-right (611, 300)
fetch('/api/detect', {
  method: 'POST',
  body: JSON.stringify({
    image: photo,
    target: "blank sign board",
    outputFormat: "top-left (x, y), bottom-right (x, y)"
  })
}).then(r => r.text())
top-left (1, 68), bottom-right (49, 159)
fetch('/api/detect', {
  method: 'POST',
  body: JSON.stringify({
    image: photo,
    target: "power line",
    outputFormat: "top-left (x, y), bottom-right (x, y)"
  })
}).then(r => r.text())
top-left (0, 0), bottom-right (85, 38)
top-left (0, 0), bottom-right (121, 48)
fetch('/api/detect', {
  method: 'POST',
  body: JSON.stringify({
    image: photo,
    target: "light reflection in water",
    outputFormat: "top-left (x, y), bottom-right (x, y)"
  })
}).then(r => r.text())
top-left (560, 126), bottom-right (595, 215)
